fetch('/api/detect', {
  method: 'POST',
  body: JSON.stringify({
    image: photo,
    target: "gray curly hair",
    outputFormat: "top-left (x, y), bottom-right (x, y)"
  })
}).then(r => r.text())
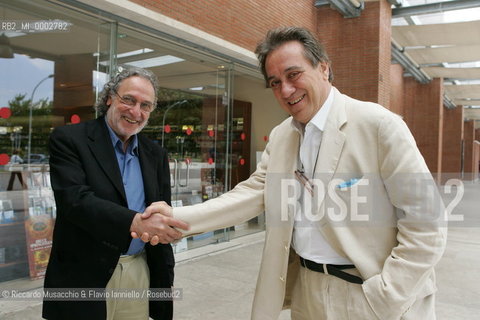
top-left (95, 65), bottom-right (159, 116)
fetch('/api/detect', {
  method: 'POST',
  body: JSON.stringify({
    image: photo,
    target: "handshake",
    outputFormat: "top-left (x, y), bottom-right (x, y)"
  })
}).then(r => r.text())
top-left (130, 201), bottom-right (190, 246)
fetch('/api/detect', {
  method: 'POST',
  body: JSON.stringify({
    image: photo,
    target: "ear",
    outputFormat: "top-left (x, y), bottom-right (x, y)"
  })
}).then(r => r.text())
top-left (106, 96), bottom-right (112, 107)
top-left (318, 62), bottom-right (330, 81)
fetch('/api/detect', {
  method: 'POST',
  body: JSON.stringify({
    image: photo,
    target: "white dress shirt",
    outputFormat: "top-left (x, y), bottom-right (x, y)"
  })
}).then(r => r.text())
top-left (291, 88), bottom-right (352, 265)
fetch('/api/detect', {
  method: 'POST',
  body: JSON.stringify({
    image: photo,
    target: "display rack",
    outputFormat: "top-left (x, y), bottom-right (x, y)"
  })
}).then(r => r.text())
top-left (0, 165), bottom-right (55, 282)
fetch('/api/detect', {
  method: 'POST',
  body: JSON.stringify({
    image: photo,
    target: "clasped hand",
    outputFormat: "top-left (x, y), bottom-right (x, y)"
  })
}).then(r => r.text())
top-left (130, 201), bottom-right (189, 246)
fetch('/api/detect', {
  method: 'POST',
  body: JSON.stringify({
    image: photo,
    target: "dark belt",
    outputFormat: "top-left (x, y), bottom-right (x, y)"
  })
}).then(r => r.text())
top-left (299, 257), bottom-right (363, 284)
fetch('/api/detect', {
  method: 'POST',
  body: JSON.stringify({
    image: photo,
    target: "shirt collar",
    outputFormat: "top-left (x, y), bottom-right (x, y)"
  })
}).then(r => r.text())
top-left (291, 87), bottom-right (334, 134)
top-left (104, 116), bottom-right (139, 155)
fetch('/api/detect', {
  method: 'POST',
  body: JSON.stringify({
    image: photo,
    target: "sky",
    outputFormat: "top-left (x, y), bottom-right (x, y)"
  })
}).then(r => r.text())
top-left (0, 53), bottom-right (54, 108)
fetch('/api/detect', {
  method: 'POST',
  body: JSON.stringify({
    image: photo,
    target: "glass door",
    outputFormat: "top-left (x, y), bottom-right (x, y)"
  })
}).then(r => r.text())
top-left (160, 71), bottom-right (230, 205)
top-left (155, 69), bottom-right (232, 250)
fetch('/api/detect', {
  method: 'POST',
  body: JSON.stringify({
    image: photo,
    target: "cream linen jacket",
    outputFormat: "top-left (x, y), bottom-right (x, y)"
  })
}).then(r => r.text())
top-left (173, 87), bottom-right (447, 320)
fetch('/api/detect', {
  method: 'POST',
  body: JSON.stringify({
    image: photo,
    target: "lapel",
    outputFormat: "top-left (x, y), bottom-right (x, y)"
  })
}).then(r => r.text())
top-left (286, 124), bottom-right (301, 223)
top-left (137, 135), bottom-right (158, 205)
top-left (315, 87), bottom-right (347, 198)
top-left (86, 117), bottom-right (127, 202)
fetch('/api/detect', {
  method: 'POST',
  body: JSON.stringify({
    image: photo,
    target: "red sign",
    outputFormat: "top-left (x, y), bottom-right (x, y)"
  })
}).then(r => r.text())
top-left (70, 114), bottom-right (80, 124)
top-left (0, 153), bottom-right (9, 165)
top-left (0, 107), bottom-right (11, 119)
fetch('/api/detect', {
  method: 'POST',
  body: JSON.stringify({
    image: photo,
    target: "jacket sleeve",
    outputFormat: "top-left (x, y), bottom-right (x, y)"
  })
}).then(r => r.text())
top-left (49, 127), bottom-right (135, 253)
top-left (172, 126), bottom-right (281, 235)
top-left (362, 113), bottom-right (447, 319)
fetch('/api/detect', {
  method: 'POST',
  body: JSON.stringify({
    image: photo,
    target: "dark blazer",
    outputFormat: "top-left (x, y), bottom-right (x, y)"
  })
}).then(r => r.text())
top-left (42, 117), bottom-right (173, 320)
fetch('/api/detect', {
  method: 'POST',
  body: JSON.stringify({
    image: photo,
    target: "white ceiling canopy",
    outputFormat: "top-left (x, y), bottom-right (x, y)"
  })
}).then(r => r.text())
top-left (444, 84), bottom-right (480, 99)
top-left (405, 45), bottom-right (480, 65)
top-left (392, 20), bottom-right (480, 47)
top-left (391, 6), bottom-right (480, 127)
top-left (454, 99), bottom-right (480, 106)
top-left (423, 67), bottom-right (480, 79)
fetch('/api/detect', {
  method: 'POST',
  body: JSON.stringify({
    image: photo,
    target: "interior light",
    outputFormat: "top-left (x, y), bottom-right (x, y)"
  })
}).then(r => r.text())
top-left (117, 48), bottom-right (154, 59)
top-left (127, 55), bottom-right (184, 68)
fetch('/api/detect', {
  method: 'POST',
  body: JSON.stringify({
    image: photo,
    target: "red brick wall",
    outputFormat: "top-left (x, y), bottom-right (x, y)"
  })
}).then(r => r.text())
top-left (131, 0), bottom-right (392, 108)
top-left (441, 106), bottom-right (463, 182)
top-left (404, 77), bottom-right (444, 176)
top-left (389, 63), bottom-right (405, 117)
top-left (464, 120), bottom-right (476, 180)
top-left (316, 0), bottom-right (392, 107)
top-left (128, 0), bottom-right (316, 51)
top-left (474, 141), bottom-right (480, 180)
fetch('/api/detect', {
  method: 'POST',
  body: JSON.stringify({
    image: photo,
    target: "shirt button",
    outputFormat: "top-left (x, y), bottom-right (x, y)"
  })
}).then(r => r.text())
top-left (279, 276), bottom-right (285, 282)
top-left (284, 245), bottom-right (289, 251)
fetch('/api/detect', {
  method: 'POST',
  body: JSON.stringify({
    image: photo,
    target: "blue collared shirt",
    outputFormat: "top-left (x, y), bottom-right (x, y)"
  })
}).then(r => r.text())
top-left (105, 118), bottom-right (146, 255)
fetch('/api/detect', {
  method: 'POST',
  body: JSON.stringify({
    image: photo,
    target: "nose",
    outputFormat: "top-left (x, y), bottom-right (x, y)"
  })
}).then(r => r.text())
top-left (127, 103), bottom-right (143, 118)
top-left (280, 81), bottom-right (295, 99)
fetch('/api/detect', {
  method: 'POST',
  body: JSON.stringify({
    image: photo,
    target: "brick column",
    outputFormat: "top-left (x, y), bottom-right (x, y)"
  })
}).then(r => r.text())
top-left (403, 78), bottom-right (444, 179)
top-left (474, 141), bottom-right (480, 181)
top-left (441, 106), bottom-right (463, 183)
top-left (317, 0), bottom-right (392, 107)
top-left (464, 120), bottom-right (476, 180)
top-left (390, 64), bottom-right (405, 116)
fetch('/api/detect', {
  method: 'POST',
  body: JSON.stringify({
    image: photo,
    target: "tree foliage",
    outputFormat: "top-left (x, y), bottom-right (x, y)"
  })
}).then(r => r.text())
top-left (8, 93), bottom-right (53, 116)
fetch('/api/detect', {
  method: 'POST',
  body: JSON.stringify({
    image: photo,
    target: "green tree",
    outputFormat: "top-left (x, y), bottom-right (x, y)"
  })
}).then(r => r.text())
top-left (8, 93), bottom-right (52, 116)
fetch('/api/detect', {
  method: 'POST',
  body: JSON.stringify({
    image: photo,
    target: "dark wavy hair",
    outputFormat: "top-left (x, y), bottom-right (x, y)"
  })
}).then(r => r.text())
top-left (95, 65), bottom-right (159, 116)
top-left (255, 26), bottom-right (333, 86)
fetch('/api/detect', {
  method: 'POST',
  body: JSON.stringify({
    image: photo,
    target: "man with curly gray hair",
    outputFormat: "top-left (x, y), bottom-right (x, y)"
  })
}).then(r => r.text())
top-left (95, 66), bottom-right (160, 117)
top-left (43, 65), bottom-right (188, 320)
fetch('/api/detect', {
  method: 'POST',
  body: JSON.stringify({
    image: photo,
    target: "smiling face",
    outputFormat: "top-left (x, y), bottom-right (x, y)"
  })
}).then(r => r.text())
top-left (265, 40), bottom-right (331, 124)
top-left (105, 76), bottom-right (155, 143)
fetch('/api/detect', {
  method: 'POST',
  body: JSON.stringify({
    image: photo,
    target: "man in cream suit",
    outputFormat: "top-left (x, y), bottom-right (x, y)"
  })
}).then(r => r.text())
top-left (141, 27), bottom-right (447, 320)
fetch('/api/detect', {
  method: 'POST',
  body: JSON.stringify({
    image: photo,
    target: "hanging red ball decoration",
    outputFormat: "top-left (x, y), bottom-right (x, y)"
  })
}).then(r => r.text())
top-left (71, 114), bottom-right (81, 124)
top-left (0, 107), bottom-right (12, 119)
top-left (0, 153), bottom-right (10, 165)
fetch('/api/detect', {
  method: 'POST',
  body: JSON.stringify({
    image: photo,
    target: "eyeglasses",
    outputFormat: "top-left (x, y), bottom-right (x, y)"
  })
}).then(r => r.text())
top-left (112, 90), bottom-right (156, 113)
top-left (294, 170), bottom-right (314, 196)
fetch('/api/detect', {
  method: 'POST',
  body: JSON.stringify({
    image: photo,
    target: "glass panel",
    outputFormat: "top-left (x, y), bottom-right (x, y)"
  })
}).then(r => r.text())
top-left (115, 26), bottom-right (233, 252)
top-left (0, 0), bottom-right (112, 283)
